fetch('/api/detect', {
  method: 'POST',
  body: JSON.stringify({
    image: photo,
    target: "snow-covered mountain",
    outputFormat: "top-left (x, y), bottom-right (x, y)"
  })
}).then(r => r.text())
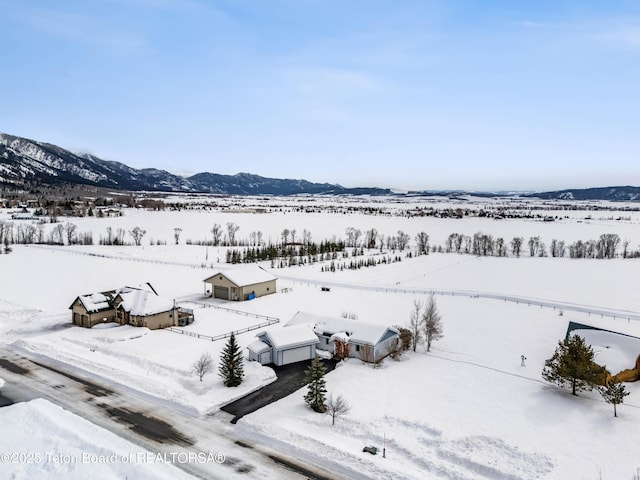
top-left (525, 186), bottom-right (640, 202)
top-left (0, 132), bottom-right (390, 195)
top-left (2, 132), bottom-right (637, 200)
top-left (0, 132), bottom-right (193, 192)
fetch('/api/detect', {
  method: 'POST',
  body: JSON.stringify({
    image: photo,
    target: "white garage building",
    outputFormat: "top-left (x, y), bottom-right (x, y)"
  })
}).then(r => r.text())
top-left (247, 324), bottom-right (319, 366)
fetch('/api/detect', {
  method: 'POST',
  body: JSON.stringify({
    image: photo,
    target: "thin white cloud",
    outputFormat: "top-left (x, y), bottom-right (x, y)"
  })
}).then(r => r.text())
top-left (519, 14), bottom-right (640, 51)
top-left (596, 23), bottom-right (640, 50)
top-left (9, 6), bottom-right (147, 54)
top-left (284, 67), bottom-right (383, 96)
top-left (97, 0), bottom-right (219, 16)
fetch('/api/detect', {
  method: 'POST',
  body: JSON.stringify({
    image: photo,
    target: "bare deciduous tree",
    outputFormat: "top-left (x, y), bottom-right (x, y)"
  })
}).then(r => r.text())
top-left (116, 228), bottom-right (126, 245)
top-left (365, 228), bottom-right (378, 249)
top-left (65, 222), bottom-right (77, 245)
top-left (396, 230), bottom-right (410, 251)
top-left (226, 222), bottom-right (239, 246)
top-left (326, 394), bottom-right (351, 426)
top-left (129, 226), bottom-right (147, 246)
top-left (416, 231), bottom-right (430, 255)
top-left (192, 352), bottom-right (214, 382)
top-left (528, 236), bottom-right (541, 257)
top-left (598, 233), bottom-right (620, 259)
top-left (174, 227), bottom-right (182, 245)
top-left (511, 236), bottom-right (523, 257)
top-left (408, 299), bottom-right (423, 352)
top-left (302, 229), bottom-right (312, 246)
top-left (423, 294), bottom-right (443, 352)
top-left (345, 227), bottom-right (362, 247)
top-left (50, 223), bottom-right (65, 245)
top-left (211, 223), bottom-right (223, 246)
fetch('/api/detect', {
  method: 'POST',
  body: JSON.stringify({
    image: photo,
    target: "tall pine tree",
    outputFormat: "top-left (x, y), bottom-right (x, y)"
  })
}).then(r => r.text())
top-left (219, 332), bottom-right (244, 387)
top-left (542, 334), bottom-right (604, 395)
top-left (304, 357), bottom-right (327, 412)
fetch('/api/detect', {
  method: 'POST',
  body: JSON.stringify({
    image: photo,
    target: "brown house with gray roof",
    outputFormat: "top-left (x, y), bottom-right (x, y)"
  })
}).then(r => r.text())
top-left (70, 285), bottom-right (194, 330)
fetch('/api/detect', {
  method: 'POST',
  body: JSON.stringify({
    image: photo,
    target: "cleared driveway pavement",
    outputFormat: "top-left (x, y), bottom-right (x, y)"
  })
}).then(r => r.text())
top-left (221, 359), bottom-right (337, 423)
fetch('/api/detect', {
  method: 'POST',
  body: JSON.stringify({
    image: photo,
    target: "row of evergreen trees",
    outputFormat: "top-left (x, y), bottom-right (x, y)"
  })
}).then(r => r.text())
top-left (320, 255), bottom-right (403, 272)
top-left (225, 239), bottom-right (346, 264)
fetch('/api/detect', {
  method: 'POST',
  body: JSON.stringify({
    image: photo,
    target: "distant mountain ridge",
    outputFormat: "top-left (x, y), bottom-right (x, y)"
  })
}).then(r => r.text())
top-left (0, 132), bottom-right (390, 195)
top-left (524, 186), bottom-right (640, 202)
top-left (1, 132), bottom-right (637, 200)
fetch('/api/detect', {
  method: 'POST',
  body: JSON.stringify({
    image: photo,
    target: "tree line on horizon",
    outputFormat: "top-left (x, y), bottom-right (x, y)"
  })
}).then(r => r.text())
top-left (1, 217), bottom-right (638, 261)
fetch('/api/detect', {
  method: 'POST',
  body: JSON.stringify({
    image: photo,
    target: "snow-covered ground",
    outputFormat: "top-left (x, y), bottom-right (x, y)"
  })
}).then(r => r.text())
top-left (0, 398), bottom-right (197, 480)
top-left (12, 322), bottom-right (276, 415)
top-left (1, 196), bottom-right (639, 479)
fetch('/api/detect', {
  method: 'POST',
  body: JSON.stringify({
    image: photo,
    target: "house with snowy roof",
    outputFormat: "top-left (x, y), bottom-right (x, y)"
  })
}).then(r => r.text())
top-left (285, 311), bottom-right (400, 364)
top-left (70, 285), bottom-right (193, 330)
top-left (70, 291), bottom-right (118, 328)
top-left (247, 324), bottom-right (320, 366)
top-left (113, 287), bottom-right (180, 330)
top-left (203, 265), bottom-right (276, 301)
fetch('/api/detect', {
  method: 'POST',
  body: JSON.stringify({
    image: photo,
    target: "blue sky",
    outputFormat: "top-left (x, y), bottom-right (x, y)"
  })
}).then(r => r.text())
top-left (2, 0), bottom-right (639, 191)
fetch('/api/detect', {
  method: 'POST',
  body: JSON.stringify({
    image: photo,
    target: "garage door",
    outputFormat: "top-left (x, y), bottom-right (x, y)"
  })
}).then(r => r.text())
top-left (282, 346), bottom-right (311, 365)
top-left (260, 350), bottom-right (272, 365)
top-left (214, 286), bottom-right (229, 300)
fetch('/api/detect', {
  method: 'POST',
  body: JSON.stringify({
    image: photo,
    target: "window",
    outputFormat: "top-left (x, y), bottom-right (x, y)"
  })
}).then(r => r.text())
top-left (355, 345), bottom-right (360, 352)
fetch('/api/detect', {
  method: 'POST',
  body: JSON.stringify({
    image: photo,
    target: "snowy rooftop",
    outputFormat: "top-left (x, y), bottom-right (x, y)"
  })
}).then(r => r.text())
top-left (575, 329), bottom-right (640, 373)
top-left (117, 288), bottom-right (174, 317)
top-left (247, 339), bottom-right (271, 354)
top-left (77, 292), bottom-right (114, 313)
top-left (259, 324), bottom-right (319, 349)
top-left (286, 311), bottom-right (398, 346)
top-left (204, 265), bottom-right (276, 287)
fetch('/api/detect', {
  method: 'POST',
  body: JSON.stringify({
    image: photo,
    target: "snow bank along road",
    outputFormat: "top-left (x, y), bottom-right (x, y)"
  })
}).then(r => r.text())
top-left (0, 346), bottom-right (340, 480)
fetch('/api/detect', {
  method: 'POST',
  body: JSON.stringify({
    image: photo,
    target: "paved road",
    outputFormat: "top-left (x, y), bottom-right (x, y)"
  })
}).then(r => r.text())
top-left (222, 359), bottom-right (337, 423)
top-left (0, 346), bottom-right (341, 480)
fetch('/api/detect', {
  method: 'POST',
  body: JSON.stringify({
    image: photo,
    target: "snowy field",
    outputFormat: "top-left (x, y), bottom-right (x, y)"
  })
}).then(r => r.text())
top-left (1, 195), bottom-right (639, 479)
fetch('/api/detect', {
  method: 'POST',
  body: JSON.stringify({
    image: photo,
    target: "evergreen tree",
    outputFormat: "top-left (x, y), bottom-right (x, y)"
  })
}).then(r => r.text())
top-left (600, 379), bottom-right (629, 417)
top-left (542, 334), bottom-right (603, 395)
top-left (304, 357), bottom-right (327, 412)
top-left (218, 333), bottom-right (244, 387)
